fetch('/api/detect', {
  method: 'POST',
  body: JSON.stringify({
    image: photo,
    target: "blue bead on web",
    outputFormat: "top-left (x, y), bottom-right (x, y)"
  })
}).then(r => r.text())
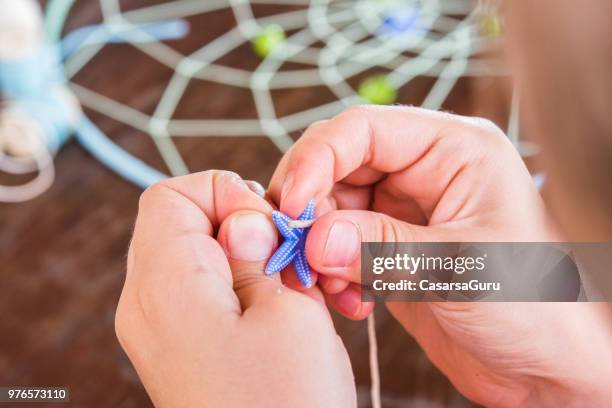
top-left (265, 199), bottom-right (316, 288)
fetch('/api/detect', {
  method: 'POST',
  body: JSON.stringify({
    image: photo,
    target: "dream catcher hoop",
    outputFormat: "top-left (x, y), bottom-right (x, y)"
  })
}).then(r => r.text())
top-left (0, 0), bottom-right (517, 202)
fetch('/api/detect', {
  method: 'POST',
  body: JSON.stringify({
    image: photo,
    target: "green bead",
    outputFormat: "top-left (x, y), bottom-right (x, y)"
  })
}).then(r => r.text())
top-left (358, 75), bottom-right (397, 105)
top-left (480, 13), bottom-right (503, 38)
top-left (252, 25), bottom-right (286, 58)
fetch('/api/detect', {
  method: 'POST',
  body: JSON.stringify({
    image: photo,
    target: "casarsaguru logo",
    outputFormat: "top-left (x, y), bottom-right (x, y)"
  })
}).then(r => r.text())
top-left (371, 279), bottom-right (501, 292)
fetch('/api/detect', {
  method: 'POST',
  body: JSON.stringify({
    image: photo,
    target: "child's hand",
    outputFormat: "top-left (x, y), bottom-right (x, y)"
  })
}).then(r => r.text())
top-left (268, 106), bottom-right (612, 406)
top-left (116, 171), bottom-right (356, 407)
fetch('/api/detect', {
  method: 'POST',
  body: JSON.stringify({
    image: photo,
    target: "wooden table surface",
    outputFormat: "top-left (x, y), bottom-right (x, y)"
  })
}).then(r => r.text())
top-left (0, 1), bottom-right (512, 406)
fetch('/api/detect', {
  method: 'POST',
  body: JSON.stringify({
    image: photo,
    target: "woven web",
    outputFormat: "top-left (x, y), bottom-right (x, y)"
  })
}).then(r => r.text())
top-left (64, 0), bottom-right (512, 178)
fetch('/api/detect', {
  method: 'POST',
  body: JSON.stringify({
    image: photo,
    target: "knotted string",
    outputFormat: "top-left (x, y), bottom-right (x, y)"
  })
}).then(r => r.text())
top-left (287, 218), bottom-right (315, 229)
top-left (286, 215), bottom-right (381, 408)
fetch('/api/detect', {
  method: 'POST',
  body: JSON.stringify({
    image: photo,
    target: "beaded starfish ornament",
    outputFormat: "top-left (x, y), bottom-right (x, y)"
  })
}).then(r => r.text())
top-left (265, 199), bottom-right (315, 287)
top-left (265, 199), bottom-right (381, 408)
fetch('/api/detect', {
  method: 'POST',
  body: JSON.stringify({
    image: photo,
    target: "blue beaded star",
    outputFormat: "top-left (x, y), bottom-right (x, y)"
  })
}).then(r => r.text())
top-left (265, 199), bottom-right (315, 288)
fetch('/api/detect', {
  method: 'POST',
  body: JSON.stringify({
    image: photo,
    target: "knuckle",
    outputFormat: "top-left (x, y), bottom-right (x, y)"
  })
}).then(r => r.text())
top-left (380, 215), bottom-right (400, 241)
top-left (472, 117), bottom-right (503, 135)
top-left (448, 116), bottom-right (512, 156)
top-left (233, 273), bottom-right (270, 296)
top-left (345, 104), bottom-right (367, 115)
top-left (299, 119), bottom-right (333, 144)
top-left (335, 105), bottom-right (374, 137)
top-left (379, 215), bottom-right (415, 242)
top-left (466, 118), bottom-right (507, 144)
top-left (212, 169), bottom-right (241, 181)
top-left (305, 119), bottom-right (329, 131)
top-left (138, 182), bottom-right (167, 212)
top-left (211, 169), bottom-right (246, 190)
top-left (341, 104), bottom-right (372, 121)
top-left (245, 180), bottom-right (265, 197)
top-left (192, 169), bottom-right (225, 178)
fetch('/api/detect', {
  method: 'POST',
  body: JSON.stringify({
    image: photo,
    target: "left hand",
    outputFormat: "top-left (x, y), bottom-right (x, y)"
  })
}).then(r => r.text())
top-left (116, 171), bottom-right (356, 407)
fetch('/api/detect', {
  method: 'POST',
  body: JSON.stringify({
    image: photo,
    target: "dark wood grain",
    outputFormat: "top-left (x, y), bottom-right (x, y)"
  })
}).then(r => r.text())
top-left (0, 1), bottom-right (514, 406)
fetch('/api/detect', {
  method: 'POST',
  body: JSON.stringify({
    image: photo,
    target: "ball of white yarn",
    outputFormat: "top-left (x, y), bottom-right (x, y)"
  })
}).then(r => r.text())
top-left (0, 86), bottom-right (82, 158)
top-left (0, 0), bottom-right (44, 60)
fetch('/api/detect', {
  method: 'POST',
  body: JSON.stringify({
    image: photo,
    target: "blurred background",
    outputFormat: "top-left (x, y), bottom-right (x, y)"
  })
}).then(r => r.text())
top-left (0, 0), bottom-right (527, 406)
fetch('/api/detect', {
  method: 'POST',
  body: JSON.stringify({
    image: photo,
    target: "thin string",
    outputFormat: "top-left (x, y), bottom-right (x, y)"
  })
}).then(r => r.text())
top-left (287, 218), bottom-right (382, 408)
top-left (367, 313), bottom-right (381, 408)
top-left (287, 218), bottom-right (315, 229)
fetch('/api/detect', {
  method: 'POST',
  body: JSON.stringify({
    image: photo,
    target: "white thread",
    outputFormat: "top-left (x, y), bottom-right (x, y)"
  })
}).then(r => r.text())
top-left (287, 218), bottom-right (382, 407)
top-left (287, 218), bottom-right (315, 229)
top-left (367, 313), bottom-right (381, 408)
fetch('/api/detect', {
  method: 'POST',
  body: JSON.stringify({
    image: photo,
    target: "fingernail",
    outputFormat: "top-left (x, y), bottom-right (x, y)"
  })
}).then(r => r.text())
top-left (245, 180), bottom-right (266, 198)
top-left (323, 220), bottom-right (360, 267)
top-left (226, 212), bottom-right (275, 262)
top-left (333, 286), bottom-right (362, 317)
top-left (280, 171), bottom-right (295, 206)
top-left (226, 171), bottom-right (249, 189)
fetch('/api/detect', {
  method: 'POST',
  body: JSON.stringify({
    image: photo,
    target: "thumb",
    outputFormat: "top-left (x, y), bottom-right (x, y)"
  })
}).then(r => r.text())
top-left (305, 210), bottom-right (456, 283)
top-left (218, 210), bottom-right (282, 310)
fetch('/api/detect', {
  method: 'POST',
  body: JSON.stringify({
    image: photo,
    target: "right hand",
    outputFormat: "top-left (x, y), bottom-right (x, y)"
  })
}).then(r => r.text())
top-left (268, 105), bottom-right (612, 407)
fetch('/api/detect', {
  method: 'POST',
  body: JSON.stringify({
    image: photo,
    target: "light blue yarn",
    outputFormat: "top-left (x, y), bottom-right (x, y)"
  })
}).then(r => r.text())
top-left (76, 117), bottom-right (165, 187)
top-left (0, 46), bottom-right (65, 98)
top-left (61, 19), bottom-right (190, 59)
top-left (0, 15), bottom-right (189, 189)
top-left (0, 44), bottom-right (73, 150)
top-left (62, 19), bottom-right (188, 187)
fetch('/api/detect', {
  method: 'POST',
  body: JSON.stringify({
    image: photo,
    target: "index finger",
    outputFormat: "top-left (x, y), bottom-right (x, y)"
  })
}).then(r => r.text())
top-left (268, 105), bottom-right (513, 219)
